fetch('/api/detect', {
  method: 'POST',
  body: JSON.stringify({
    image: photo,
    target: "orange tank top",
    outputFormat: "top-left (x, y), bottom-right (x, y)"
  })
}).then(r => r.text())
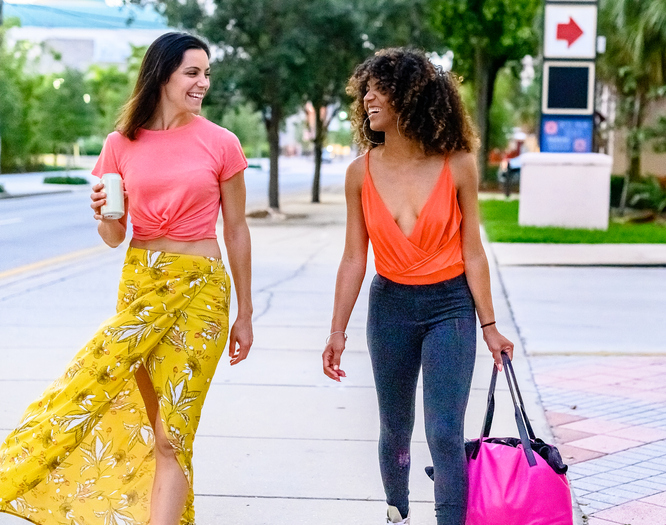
top-left (361, 152), bottom-right (465, 285)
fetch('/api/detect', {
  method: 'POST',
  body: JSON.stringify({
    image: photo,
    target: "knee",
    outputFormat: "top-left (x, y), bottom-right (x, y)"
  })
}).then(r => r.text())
top-left (380, 421), bottom-right (413, 446)
top-left (425, 421), bottom-right (462, 455)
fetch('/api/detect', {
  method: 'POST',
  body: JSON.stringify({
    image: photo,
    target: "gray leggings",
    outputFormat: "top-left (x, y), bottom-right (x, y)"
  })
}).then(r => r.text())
top-left (367, 273), bottom-right (476, 525)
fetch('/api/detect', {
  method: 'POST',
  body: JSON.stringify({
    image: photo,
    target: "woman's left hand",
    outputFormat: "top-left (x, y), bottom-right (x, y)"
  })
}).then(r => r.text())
top-left (482, 325), bottom-right (514, 371)
top-left (229, 315), bottom-right (253, 365)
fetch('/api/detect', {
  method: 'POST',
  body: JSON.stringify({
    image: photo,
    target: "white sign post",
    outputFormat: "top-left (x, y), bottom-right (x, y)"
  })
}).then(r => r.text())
top-left (524, 0), bottom-right (610, 230)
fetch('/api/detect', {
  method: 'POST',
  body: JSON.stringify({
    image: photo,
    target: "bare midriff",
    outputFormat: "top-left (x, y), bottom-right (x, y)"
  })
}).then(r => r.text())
top-left (130, 237), bottom-right (222, 259)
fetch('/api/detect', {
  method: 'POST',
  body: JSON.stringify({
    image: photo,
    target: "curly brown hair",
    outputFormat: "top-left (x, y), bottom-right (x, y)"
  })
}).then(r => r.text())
top-left (346, 48), bottom-right (478, 154)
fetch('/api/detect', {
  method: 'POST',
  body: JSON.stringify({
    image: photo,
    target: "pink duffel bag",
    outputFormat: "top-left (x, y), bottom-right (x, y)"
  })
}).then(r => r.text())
top-left (467, 354), bottom-right (573, 525)
top-left (427, 354), bottom-right (573, 525)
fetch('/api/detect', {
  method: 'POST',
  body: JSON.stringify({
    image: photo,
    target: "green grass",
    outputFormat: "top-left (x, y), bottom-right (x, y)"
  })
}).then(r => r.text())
top-left (43, 176), bottom-right (89, 185)
top-left (480, 200), bottom-right (666, 244)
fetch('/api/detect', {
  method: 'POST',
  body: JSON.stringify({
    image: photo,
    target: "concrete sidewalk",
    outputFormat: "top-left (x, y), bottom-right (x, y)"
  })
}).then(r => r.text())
top-left (0, 187), bottom-right (547, 524)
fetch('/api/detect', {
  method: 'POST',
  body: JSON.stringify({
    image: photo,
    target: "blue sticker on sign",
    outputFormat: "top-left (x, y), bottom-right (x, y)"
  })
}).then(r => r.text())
top-left (541, 117), bottom-right (593, 153)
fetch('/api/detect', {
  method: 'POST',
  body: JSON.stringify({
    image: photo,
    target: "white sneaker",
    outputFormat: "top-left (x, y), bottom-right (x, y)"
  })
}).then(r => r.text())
top-left (386, 505), bottom-right (411, 524)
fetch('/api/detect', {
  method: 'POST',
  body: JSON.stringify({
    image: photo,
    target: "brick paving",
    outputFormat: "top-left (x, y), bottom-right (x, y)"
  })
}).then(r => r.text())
top-left (530, 355), bottom-right (666, 524)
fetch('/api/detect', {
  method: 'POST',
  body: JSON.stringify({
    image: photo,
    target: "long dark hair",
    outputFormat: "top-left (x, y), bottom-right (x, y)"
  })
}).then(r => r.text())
top-left (116, 32), bottom-right (210, 140)
top-left (347, 48), bottom-right (478, 154)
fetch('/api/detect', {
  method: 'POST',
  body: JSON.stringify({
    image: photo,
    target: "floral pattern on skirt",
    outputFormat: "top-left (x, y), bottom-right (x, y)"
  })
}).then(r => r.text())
top-left (0, 247), bottom-right (230, 525)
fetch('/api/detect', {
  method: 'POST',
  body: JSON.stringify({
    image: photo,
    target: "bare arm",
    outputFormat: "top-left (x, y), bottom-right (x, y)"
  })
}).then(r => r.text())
top-left (90, 181), bottom-right (128, 248)
top-left (322, 157), bottom-right (369, 381)
top-left (453, 152), bottom-right (514, 369)
top-left (221, 171), bottom-right (254, 365)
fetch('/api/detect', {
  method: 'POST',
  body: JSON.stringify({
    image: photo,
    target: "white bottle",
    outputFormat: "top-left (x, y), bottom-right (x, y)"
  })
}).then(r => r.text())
top-left (100, 173), bottom-right (125, 220)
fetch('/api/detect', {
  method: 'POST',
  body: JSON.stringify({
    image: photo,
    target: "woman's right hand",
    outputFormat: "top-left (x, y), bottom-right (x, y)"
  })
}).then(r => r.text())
top-left (90, 182), bottom-right (107, 221)
top-left (90, 181), bottom-right (128, 247)
top-left (322, 332), bottom-right (347, 382)
top-left (91, 181), bottom-right (129, 222)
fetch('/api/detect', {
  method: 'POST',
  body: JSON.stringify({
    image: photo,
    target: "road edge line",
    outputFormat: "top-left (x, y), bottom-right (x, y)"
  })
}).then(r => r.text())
top-left (0, 245), bottom-right (110, 281)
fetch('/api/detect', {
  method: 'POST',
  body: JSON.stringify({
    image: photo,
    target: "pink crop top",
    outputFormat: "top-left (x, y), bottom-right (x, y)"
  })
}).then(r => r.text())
top-left (92, 116), bottom-right (247, 241)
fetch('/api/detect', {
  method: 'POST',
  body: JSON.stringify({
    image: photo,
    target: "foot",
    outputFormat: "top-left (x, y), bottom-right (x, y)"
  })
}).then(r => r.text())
top-left (387, 505), bottom-right (411, 524)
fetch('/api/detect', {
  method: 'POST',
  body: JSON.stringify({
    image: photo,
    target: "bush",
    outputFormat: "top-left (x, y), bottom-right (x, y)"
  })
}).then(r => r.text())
top-left (43, 176), bottom-right (89, 185)
top-left (0, 184), bottom-right (5, 193)
top-left (627, 176), bottom-right (666, 213)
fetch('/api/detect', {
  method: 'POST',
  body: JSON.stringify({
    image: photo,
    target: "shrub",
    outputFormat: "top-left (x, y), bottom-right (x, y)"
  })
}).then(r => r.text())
top-left (627, 176), bottom-right (666, 213)
top-left (43, 176), bottom-right (89, 185)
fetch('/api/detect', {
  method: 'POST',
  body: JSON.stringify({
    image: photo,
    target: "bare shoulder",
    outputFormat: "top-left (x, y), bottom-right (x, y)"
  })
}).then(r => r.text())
top-left (345, 154), bottom-right (366, 192)
top-left (448, 150), bottom-right (478, 190)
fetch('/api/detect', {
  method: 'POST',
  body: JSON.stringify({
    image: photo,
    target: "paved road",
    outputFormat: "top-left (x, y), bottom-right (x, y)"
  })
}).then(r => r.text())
top-left (0, 158), bottom-right (348, 273)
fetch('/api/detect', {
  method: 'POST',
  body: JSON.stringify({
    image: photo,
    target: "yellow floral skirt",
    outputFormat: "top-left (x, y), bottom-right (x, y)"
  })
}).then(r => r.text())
top-left (0, 247), bottom-right (230, 525)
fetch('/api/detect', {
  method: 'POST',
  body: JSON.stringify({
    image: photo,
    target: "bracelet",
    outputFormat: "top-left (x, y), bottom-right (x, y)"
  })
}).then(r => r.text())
top-left (480, 321), bottom-right (496, 329)
top-left (326, 331), bottom-right (348, 344)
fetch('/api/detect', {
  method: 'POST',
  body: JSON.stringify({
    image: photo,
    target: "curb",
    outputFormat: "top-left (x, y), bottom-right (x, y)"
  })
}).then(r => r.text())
top-left (0, 190), bottom-right (75, 199)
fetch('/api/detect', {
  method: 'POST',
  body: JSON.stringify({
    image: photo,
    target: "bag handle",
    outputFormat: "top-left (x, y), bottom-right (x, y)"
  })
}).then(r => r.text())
top-left (504, 354), bottom-right (537, 441)
top-left (470, 353), bottom-right (537, 467)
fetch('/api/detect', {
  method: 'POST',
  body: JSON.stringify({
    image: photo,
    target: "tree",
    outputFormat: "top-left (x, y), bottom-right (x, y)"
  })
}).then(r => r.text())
top-left (430, 0), bottom-right (540, 182)
top-left (30, 69), bottom-right (95, 160)
top-left (0, 20), bottom-right (34, 172)
top-left (299, 0), bottom-right (365, 203)
top-left (598, 0), bottom-right (666, 183)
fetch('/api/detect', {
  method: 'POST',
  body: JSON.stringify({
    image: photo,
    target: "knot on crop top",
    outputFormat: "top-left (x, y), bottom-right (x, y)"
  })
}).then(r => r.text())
top-left (361, 153), bottom-right (464, 285)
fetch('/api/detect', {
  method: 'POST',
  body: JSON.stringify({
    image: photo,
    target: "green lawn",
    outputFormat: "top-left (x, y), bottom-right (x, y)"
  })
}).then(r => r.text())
top-left (479, 200), bottom-right (666, 243)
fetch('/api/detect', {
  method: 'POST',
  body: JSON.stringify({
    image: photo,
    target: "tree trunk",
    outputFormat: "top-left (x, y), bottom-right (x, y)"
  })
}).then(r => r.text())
top-left (265, 104), bottom-right (282, 210)
top-left (311, 104), bottom-right (326, 203)
top-left (628, 89), bottom-right (645, 182)
top-left (619, 88), bottom-right (647, 213)
top-left (474, 48), bottom-right (501, 185)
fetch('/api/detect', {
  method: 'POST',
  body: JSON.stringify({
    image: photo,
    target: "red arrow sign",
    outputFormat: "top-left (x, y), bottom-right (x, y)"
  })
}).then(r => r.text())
top-left (557, 17), bottom-right (584, 47)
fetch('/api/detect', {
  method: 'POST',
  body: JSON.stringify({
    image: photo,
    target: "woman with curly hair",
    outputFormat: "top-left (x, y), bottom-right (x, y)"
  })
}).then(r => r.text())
top-left (322, 48), bottom-right (514, 525)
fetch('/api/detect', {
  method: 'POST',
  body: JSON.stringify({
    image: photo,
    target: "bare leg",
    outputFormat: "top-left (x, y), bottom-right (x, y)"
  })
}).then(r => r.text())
top-left (136, 365), bottom-right (188, 525)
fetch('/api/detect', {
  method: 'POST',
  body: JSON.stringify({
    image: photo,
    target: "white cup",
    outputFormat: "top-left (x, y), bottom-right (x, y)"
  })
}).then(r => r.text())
top-left (100, 173), bottom-right (125, 220)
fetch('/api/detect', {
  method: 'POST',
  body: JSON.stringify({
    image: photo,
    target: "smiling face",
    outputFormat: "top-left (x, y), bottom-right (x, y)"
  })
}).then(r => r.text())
top-left (364, 78), bottom-right (397, 133)
top-left (160, 48), bottom-right (210, 116)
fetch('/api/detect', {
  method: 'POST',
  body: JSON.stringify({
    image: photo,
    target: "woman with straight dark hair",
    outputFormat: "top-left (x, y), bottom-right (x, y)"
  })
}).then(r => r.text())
top-left (0, 32), bottom-right (253, 525)
top-left (322, 48), bottom-right (514, 525)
